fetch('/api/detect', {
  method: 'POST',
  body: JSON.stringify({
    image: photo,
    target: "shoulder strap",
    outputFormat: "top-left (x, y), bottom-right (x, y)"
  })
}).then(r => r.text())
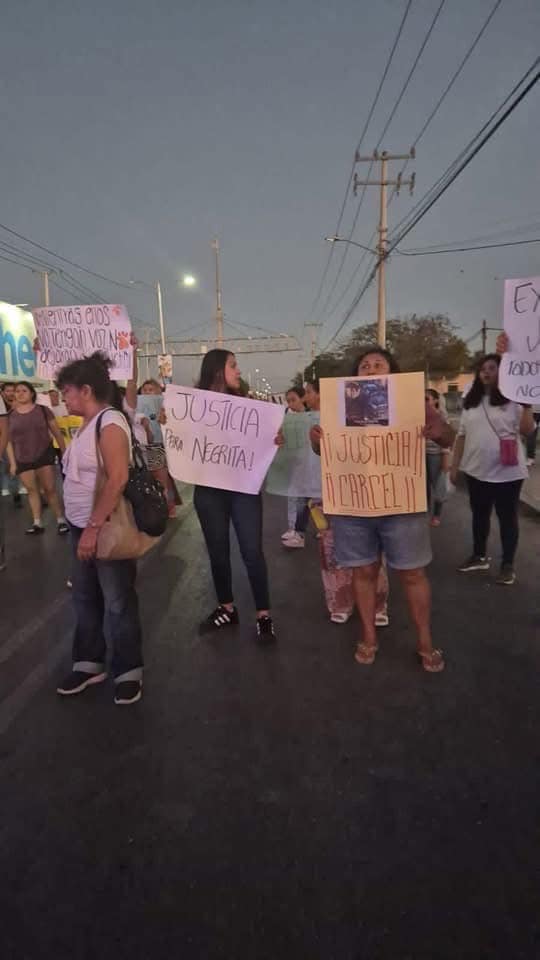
top-left (481, 399), bottom-right (504, 440)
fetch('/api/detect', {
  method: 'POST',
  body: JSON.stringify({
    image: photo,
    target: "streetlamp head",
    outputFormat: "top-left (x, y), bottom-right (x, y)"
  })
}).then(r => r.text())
top-left (182, 274), bottom-right (197, 288)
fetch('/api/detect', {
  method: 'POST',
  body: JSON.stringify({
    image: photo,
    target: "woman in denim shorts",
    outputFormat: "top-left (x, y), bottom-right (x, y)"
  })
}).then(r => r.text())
top-left (311, 347), bottom-right (453, 674)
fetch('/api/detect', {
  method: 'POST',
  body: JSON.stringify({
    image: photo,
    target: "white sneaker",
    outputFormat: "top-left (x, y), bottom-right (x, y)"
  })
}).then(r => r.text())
top-left (283, 532), bottom-right (305, 549)
top-left (281, 529), bottom-right (296, 541)
top-left (330, 612), bottom-right (350, 624)
top-left (375, 612), bottom-right (389, 627)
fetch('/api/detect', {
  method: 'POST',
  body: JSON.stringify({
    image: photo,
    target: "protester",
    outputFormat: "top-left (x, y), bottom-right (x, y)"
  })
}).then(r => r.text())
top-left (137, 378), bottom-right (178, 518)
top-left (311, 346), bottom-right (452, 672)
top-left (7, 382), bottom-right (69, 535)
top-left (425, 388), bottom-right (451, 527)
top-left (1, 382), bottom-right (23, 506)
top-left (184, 348), bottom-right (276, 640)
top-left (0, 392), bottom-right (8, 570)
top-left (450, 353), bottom-right (535, 585)
top-left (283, 380), bottom-right (318, 550)
top-left (55, 352), bottom-right (143, 705)
top-left (281, 386), bottom-right (308, 543)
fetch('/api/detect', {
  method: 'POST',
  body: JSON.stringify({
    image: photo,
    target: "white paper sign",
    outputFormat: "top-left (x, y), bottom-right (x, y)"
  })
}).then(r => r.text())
top-left (32, 304), bottom-right (133, 381)
top-left (499, 277), bottom-right (540, 403)
top-left (163, 385), bottom-right (285, 494)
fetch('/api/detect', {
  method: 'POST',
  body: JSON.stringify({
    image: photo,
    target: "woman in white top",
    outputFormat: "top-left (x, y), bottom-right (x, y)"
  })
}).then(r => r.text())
top-left (451, 353), bottom-right (535, 585)
top-left (55, 352), bottom-right (144, 706)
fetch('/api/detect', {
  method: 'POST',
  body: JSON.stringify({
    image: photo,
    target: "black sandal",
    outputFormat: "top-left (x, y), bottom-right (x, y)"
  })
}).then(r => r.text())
top-left (199, 605), bottom-right (239, 634)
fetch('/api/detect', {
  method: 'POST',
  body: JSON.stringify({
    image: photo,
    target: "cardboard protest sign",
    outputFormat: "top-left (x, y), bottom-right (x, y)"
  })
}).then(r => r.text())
top-left (163, 385), bottom-right (285, 494)
top-left (32, 304), bottom-right (133, 381)
top-left (320, 372), bottom-right (427, 517)
top-left (265, 411), bottom-right (322, 498)
top-left (499, 277), bottom-right (540, 403)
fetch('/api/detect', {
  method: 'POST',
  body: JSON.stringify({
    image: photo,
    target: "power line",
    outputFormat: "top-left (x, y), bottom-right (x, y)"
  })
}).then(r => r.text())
top-left (397, 237), bottom-right (540, 255)
top-left (321, 0), bottom-right (505, 326)
top-left (0, 220), bottom-right (135, 290)
top-left (306, 0), bottom-right (414, 320)
top-left (319, 0), bottom-right (447, 321)
top-left (387, 60), bottom-right (540, 251)
top-left (387, 57), bottom-right (540, 246)
top-left (322, 58), bottom-right (540, 351)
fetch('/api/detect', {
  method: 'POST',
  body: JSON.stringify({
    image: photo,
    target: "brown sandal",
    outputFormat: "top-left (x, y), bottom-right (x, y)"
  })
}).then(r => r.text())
top-left (417, 648), bottom-right (445, 673)
top-left (355, 642), bottom-right (379, 665)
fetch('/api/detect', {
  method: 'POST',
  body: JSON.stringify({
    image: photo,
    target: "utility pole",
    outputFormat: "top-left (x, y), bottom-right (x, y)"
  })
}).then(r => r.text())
top-left (41, 271), bottom-right (50, 307)
top-left (481, 318), bottom-right (487, 354)
top-left (354, 149), bottom-right (415, 347)
top-left (212, 238), bottom-right (224, 346)
top-left (155, 281), bottom-right (166, 355)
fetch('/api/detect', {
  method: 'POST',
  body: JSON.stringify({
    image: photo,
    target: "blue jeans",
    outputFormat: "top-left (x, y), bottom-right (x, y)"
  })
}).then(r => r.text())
top-left (70, 525), bottom-right (143, 682)
top-left (193, 486), bottom-right (270, 610)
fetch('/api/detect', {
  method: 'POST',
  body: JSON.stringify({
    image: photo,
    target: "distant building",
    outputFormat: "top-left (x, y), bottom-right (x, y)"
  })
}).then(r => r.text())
top-left (428, 372), bottom-right (474, 412)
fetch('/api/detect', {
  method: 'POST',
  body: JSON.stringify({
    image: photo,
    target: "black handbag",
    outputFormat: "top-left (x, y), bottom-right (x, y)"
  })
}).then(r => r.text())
top-left (97, 411), bottom-right (169, 538)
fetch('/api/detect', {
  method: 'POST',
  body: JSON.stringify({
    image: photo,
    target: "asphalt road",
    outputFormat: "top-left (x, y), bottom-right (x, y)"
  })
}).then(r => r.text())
top-left (1, 487), bottom-right (539, 959)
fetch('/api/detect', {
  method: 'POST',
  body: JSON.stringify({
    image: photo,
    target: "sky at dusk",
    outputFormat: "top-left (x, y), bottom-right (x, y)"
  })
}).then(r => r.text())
top-left (2, 0), bottom-right (539, 389)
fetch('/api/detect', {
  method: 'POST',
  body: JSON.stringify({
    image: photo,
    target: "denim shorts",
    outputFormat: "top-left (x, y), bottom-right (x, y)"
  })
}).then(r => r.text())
top-left (331, 512), bottom-right (432, 570)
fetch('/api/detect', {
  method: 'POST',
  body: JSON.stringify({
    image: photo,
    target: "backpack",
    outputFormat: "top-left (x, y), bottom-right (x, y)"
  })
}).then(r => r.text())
top-left (96, 410), bottom-right (168, 538)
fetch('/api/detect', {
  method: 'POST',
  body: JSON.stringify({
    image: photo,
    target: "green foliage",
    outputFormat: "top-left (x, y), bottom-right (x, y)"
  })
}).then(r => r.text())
top-left (297, 313), bottom-right (472, 384)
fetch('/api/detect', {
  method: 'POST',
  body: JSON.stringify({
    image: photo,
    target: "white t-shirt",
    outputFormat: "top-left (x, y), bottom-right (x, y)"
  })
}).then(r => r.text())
top-left (62, 408), bottom-right (132, 527)
top-left (0, 396), bottom-right (6, 416)
top-left (458, 399), bottom-right (527, 483)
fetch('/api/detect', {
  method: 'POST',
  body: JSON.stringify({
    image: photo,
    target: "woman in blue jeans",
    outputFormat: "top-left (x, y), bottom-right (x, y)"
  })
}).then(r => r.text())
top-left (55, 353), bottom-right (144, 705)
top-left (192, 349), bottom-right (276, 642)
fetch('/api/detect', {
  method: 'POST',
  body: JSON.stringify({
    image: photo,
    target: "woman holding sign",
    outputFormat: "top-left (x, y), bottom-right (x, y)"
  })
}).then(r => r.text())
top-left (311, 347), bottom-right (450, 673)
top-left (190, 349), bottom-right (276, 642)
top-left (451, 351), bottom-right (534, 585)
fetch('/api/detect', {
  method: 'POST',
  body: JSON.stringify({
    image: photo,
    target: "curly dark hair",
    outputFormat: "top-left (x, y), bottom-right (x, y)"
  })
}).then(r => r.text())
top-left (55, 351), bottom-right (112, 402)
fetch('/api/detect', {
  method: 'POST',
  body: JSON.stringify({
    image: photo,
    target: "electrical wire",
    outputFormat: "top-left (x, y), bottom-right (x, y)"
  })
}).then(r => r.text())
top-left (318, 0), bottom-right (447, 321)
top-left (320, 0), bottom-right (506, 326)
top-left (0, 220), bottom-right (135, 290)
top-left (387, 60), bottom-right (540, 251)
top-left (387, 57), bottom-right (540, 246)
top-left (322, 58), bottom-right (540, 351)
top-left (397, 237), bottom-right (540, 255)
top-left (306, 0), bottom-right (414, 320)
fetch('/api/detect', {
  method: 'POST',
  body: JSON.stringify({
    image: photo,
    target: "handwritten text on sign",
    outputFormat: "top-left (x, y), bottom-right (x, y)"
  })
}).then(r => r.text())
top-left (320, 372), bottom-right (427, 517)
top-left (499, 277), bottom-right (540, 402)
top-left (32, 304), bottom-right (133, 381)
top-left (163, 385), bottom-right (285, 494)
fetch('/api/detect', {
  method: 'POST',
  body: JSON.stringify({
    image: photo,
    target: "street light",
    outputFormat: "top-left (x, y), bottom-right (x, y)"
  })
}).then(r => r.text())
top-left (182, 274), bottom-right (197, 288)
top-left (324, 236), bottom-right (378, 255)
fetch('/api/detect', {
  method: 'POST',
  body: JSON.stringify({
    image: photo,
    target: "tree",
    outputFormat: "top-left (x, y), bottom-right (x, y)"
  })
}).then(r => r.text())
top-left (307, 313), bottom-right (471, 380)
